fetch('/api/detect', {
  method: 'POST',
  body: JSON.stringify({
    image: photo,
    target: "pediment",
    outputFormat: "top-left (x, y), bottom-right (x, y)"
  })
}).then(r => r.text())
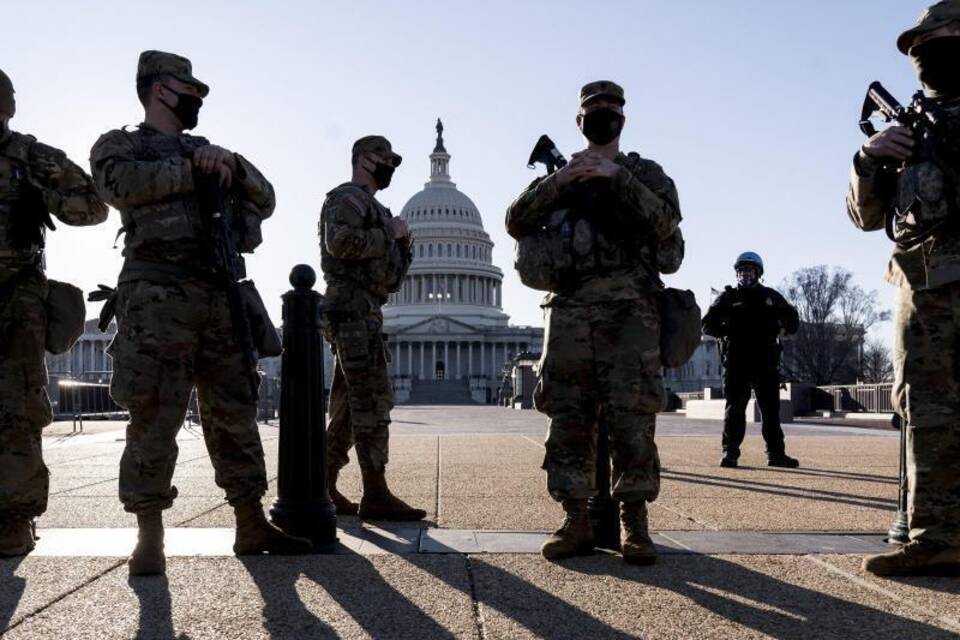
top-left (391, 315), bottom-right (480, 335)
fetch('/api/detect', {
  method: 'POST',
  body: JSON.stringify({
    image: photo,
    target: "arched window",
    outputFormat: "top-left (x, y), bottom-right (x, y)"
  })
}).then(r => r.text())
top-left (447, 244), bottom-right (452, 256)
top-left (418, 245), bottom-right (424, 258)
top-left (429, 244), bottom-right (433, 257)
top-left (473, 246), bottom-right (477, 259)
top-left (456, 245), bottom-right (461, 257)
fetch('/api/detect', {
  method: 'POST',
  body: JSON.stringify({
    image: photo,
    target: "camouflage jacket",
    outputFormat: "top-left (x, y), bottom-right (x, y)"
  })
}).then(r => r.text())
top-left (89, 124), bottom-right (274, 279)
top-left (847, 103), bottom-right (960, 290)
top-left (506, 151), bottom-right (681, 305)
top-left (0, 129), bottom-right (107, 285)
top-left (702, 284), bottom-right (799, 367)
top-left (319, 182), bottom-right (412, 312)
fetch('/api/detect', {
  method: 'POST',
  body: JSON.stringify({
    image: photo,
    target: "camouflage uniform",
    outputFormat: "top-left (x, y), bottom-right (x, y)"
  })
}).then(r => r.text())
top-left (0, 73), bottom-right (108, 524)
top-left (847, 11), bottom-right (960, 546)
top-left (320, 149), bottom-right (411, 473)
top-left (506, 149), bottom-right (681, 504)
top-left (89, 52), bottom-right (275, 514)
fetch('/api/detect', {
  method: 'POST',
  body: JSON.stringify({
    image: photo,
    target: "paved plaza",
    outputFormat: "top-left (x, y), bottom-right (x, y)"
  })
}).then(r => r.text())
top-left (3, 407), bottom-right (959, 639)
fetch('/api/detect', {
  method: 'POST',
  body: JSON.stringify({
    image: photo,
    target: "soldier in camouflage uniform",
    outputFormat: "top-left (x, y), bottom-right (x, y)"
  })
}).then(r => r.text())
top-left (848, 1), bottom-right (960, 576)
top-left (90, 51), bottom-right (310, 576)
top-left (319, 135), bottom-right (425, 521)
top-left (0, 69), bottom-right (108, 557)
top-left (506, 81), bottom-right (682, 564)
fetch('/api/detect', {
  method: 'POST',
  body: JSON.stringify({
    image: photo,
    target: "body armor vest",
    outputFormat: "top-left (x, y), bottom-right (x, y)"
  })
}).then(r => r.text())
top-left (120, 128), bottom-right (209, 252)
top-left (892, 109), bottom-right (960, 247)
top-left (321, 184), bottom-right (409, 300)
top-left (0, 132), bottom-right (45, 267)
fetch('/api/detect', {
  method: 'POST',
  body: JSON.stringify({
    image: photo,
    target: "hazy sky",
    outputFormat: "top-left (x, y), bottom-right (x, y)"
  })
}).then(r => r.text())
top-left (6, 1), bottom-right (925, 345)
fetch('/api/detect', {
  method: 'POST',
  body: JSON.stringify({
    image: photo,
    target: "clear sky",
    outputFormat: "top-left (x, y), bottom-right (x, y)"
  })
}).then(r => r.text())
top-left (6, 1), bottom-right (926, 345)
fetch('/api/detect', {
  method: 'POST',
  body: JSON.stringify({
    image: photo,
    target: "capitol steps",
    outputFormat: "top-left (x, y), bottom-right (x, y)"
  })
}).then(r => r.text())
top-left (406, 378), bottom-right (477, 405)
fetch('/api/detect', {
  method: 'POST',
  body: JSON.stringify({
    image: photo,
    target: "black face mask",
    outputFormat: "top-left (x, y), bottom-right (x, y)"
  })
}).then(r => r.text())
top-left (580, 108), bottom-right (624, 145)
top-left (160, 85), bottom-right (203, 130)
top-left (372, 162), bottom-right (396, 189)
top-left (912, 37), bottom-right (960, 99)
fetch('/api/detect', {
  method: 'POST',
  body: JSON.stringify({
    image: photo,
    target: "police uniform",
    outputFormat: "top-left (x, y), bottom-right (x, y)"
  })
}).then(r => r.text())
top-left (848, 1), bottom-right (960, 574)
top-left (702, 280), bottom-right (799, 466)
top-left (0, 68), bottom-right (108, 556)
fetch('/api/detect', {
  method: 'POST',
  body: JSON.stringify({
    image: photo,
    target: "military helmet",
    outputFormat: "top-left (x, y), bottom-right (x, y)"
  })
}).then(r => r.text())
top-left (898, 0), bottom-right (960, 54)
top-left (734, 251), bottom-right (764, 275)
top-left (0, 68), bottom-right (15, 117)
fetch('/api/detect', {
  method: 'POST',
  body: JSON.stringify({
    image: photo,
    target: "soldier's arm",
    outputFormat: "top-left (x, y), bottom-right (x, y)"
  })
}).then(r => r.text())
top-left (26, 141), bottom-right (108, 226)
top-left (846, 150), bottom-right (896, 232)
top-left (505, 175), bottom-right (561, 239)
top-left (89, 130), bottom-right (195, 210)
top-left (322, 192), bottom-right (391, 259)
top-left (612, 159), bottom-right (681, 241)
top-left (231, 153), bottom-right (276, 220)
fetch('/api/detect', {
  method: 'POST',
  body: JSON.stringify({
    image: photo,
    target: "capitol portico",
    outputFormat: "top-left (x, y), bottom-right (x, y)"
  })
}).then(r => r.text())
top-left (383, 121), bottom-right (543, 404)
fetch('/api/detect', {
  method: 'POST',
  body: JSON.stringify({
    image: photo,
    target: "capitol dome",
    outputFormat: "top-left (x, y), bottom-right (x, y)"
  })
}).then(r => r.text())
top-left (384, 119), bottom-right (508, 328)
top-left (381, 120), bottom-right (542, 403)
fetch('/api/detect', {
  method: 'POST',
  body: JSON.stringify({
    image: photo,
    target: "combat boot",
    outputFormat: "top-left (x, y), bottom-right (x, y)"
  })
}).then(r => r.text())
top-left (129, 512), bottom-right (165, 576)
top-left (719, 455), bottom-right (738, 468)
top-left (358, 468), bottom-right (427, 521)
top-left (540, 499), bottom-right (594, 561)
top-left (0, 517), bottom-right (36, 558)
top-left (328, 466), bottom-right (359, 516)
top-left (767, 453), bottom-right (799, 468)
top-left (862, 540), bottom-right (960, 576)
top-left (621, 501), bottom-right (657, 566)
top-left (233, 502), bottom-right (313, 555)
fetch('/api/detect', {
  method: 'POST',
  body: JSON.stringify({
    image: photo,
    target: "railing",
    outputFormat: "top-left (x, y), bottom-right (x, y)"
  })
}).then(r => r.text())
top-left (52, 377), bottom-right (126, 420)
top-left (813, 383), bottom-right (894, 413)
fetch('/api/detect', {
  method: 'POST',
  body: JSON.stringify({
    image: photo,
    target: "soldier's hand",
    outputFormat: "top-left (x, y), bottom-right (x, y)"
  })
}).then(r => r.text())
top-left (388, 217), bottom-right (409, 239)
top-left (553, 154), bottom-right (595, 186)
top-left (571, 151), bottom-right (621, 180)
top-left (214, 163), bottom-right (233, 189)
top-left (194, 145), bottom-right (238, 174)
top-left (862, 126), bottom-right (914, 162)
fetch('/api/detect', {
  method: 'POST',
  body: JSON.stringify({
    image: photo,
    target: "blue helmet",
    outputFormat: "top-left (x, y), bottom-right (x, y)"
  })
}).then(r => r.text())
top-left (734, 251), bottom-right (764, 275)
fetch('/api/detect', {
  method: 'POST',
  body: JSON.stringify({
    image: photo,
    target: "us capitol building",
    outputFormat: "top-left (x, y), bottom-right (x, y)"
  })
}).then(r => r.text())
top-left (381, 120), bottom-right (543, 404)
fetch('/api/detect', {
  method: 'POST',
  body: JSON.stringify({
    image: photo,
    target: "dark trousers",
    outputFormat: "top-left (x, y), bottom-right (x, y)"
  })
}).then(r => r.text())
top-left (722, 365), bottom-right (786, 459)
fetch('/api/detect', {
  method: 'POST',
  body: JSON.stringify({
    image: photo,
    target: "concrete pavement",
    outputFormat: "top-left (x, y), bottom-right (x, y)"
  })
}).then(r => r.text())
top-left (3, 406), bottom-right (956, 639)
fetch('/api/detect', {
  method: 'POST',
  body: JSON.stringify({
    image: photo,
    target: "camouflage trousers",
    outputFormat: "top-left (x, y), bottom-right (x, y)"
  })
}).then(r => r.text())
top-left (535, 296), bottom-right (664, 503)
top-left (110, 279), bottom-right (267, 514)
top-left (893, 283), bottom-right (960, 546)
top-left (326, 311), bottom-right (392, 473)
top-left (0, 270), bottom-right (51, 520)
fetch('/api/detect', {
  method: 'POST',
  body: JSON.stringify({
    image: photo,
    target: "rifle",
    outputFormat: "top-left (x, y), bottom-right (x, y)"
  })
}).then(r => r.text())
top-left (527, 135), bottom-right (567, 175)
top-left (195, 173), bottom-right (260, 399)
top-left (859, 81), bottom-right (944, 163)
top-left (858, 81), bottom-right (952, 244)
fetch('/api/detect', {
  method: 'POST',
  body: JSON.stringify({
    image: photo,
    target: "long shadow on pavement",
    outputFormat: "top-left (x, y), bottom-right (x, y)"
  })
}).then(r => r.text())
top-left (0, 557), bottom-right (25, 632)
top-left (662, 469), bottom-right (896, 511)
top-left (564, 554), bottom-right (958, 639)
top-left (362, 530), bottom-right (637, 640)
top-left (127, 575), bottom-right (192, 640)
top-left (241, 554), bottom-right (459, 640)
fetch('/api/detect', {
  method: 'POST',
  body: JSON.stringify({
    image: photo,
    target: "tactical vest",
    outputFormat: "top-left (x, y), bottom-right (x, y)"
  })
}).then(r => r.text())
top-left (119, 128), bottom-right (209, 251)
top-left (321, 184), bottom-right (409, 300)
top-left (0, 132), bottom-right (45, 267)
top-left (892, 110), bottom-right (960, 247)
top-left (514, 155), bottom-right (662, 292)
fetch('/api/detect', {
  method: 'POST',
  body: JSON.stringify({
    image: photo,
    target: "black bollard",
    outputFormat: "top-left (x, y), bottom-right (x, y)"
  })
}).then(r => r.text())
top-left (589, 421), bottom-right (620, 551)
top-left (887, 419), bottom-right (910, 544)
top-left (270, 265), bottom-right (338, 551)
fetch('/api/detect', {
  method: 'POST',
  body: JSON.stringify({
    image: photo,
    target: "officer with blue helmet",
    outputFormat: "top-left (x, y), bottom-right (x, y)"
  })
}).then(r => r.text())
top-left (702, 252), bottom-right (801, 468)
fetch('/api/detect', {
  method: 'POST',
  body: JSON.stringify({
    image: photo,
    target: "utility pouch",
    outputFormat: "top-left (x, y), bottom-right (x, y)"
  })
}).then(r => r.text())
top-left (514, 209), bottom-right (574, 291)
top-left (239, 280), bottom-right (282, 357)
top-left (659, 287), bottom-right (701, 368)
top-left (337, 318), bottom-right (370, 369)
top-left (45, 280), bottom-right (86, 354)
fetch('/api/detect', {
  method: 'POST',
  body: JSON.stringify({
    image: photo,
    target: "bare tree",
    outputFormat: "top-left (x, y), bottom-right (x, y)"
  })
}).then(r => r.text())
top-left (860, 338), bottom-right (894, 383)
top-left (779, 266), bottom-right (890, 385)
